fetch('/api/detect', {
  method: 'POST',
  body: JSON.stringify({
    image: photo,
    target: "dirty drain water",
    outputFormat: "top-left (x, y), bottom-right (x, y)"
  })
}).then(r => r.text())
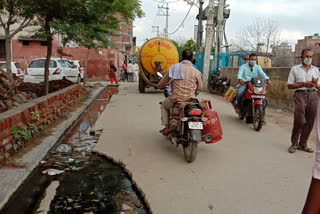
top-left (1, 87), bottom-right (149, 214)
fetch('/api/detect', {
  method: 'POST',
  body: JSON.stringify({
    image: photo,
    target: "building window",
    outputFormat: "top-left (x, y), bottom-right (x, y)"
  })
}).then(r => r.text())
top-left (0, 40), bottom-right (5, 59)
top-left (41, 41), bottom-right (48, 46)
top-left (22, 41), bottom-right (30, 46)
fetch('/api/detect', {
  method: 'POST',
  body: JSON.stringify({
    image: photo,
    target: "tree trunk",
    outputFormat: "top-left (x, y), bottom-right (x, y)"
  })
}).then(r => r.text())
top-left (43, 16), bottom-right (53, 95)
top-left (44, 36), bottom-right (53, 95)
top-left (5, 35), bottom-right (13, 82)
top-left (83, 48), bottom-right (90, 86)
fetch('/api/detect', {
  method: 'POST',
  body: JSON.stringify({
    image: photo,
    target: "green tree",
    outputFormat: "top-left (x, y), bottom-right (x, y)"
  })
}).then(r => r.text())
top-left (32, 0), bottom-right (88, 94)
top-left (58, 0), bottom-right (144, 85)
top-left (172, 39), bottom-right (196, 59)
top-left (0, 0), bottom-right (35, 81)
top-left (183, 39), bottom-right (196, 52)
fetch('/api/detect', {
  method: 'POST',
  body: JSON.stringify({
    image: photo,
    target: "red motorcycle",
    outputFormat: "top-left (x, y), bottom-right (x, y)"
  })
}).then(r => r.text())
top-left (234, 78), bottom-right (267, 131)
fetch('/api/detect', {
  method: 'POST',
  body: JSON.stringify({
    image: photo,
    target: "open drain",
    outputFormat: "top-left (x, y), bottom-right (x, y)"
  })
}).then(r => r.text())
top-left (1, 87), bottom-right (149, 214)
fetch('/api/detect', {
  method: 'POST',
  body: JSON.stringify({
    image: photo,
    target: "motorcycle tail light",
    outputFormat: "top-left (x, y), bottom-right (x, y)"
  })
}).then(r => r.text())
top-left (189, 109), bottom-right (202, 116)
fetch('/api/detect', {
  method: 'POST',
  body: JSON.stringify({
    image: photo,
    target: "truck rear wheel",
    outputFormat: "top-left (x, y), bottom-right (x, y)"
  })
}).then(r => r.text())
top-left (139, 74), bottom-right (145, 93)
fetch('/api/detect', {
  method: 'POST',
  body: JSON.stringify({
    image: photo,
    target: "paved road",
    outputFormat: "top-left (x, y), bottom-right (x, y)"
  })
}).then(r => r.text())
top-left (93, 83), bottom-right (315, 214)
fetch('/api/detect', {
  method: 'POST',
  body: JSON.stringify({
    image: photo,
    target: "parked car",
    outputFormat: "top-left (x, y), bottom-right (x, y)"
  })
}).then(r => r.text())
top-left (70, 60), bottom-right (85, 82)
top-left (24, 58), bottom-right (80, 83)
top-left (63, 59), bottom-right (81, 83)
top-left (0, 61), bottom-right (25, 78)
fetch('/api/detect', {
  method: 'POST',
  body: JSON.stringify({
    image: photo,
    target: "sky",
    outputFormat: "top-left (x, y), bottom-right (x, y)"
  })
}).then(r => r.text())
top-left (133, 0), bottom-right (320, 49)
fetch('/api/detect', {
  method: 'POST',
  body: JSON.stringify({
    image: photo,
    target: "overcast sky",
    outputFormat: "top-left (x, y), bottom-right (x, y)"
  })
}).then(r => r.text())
top-left (133, 0), bottom-right (320, 49)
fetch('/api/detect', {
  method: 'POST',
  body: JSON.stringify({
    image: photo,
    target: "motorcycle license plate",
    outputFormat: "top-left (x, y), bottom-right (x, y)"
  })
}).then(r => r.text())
top-left (188, 122), bottom-right (203, 130)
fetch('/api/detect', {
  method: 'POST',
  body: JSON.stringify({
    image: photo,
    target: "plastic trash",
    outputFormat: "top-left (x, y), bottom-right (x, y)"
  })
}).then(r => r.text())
top-left (42, 169), bottom-right (64, 176)
top-left (56, 144), bottom-right (72, 153)
top-left (74, 146), bottom-right (91, 153)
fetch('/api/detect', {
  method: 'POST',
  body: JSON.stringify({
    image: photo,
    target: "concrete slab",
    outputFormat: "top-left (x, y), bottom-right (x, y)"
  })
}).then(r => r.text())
top-left (94, 82), bottom-right (315, 214)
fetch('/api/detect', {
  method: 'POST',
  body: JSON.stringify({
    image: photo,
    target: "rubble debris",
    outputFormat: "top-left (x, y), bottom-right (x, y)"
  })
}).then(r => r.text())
top-left (0, 70), bottom-right (74, 113)
top-left (56, 144), bottom-right (72, 153)
top-left (18, 79), bottom-right (73, 97)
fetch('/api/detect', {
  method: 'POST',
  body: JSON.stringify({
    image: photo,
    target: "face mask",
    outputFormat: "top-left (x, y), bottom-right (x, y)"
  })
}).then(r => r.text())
top-left (303, 58), bottom-right (312, 65)
top-left (249, 60), bottom-right (256, 66)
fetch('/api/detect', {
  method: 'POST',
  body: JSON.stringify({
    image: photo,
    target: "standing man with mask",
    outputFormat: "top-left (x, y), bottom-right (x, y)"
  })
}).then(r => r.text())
top-left (236, 53), bottom-right (271, 118)
top-left (287, 49), bottom-right (319, 153)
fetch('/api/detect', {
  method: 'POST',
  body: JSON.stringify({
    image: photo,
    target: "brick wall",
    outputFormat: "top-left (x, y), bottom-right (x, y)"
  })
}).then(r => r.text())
top-left (295, 37), bottom-right (320, 67)
top-left (0, 84), bottom-right (87, 162)
top-left (8, 40), bottom-right (125, 80)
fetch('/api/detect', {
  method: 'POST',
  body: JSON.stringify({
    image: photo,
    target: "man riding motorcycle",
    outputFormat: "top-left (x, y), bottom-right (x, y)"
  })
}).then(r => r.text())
top-left (157, 49), bottom-right (203, 135)
top-left (236, 53), bottom-right (271, 121)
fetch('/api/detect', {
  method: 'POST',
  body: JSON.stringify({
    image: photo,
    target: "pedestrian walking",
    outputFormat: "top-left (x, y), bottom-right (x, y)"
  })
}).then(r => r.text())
top-left (132, 61), bottom-right (139, 82)
top-left (109, 61), bottom-right (118, 85)
top-left (127, 61), bottom-right (134, 82)
top-left (121, 61), bottom-right (128, 81)
top-left (287, 49), bottom-right (319, 153)
top-left (302, 98), bottom-right (320, 214)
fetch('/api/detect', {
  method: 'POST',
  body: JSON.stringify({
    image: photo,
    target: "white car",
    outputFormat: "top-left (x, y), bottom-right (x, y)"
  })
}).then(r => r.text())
top-left (70, 60), bottom-right (85, 81)
top-left (24, 58), bottom-right (80, 83)
top-left (0, 61), bottom-right (24, 78)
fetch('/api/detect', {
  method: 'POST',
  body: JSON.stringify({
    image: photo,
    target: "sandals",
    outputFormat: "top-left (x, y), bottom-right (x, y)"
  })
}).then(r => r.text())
top-left (159, 128), bottom-right (170, 135)
top-left (288, 145), bottom-right (314, 153)
top-left (297, 146), bottom-right (314, 153)
top-left (288, 145), bottom-right (297, 153)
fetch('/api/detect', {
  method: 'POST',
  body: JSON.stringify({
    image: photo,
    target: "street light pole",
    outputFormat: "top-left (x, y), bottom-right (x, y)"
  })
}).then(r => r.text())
top-left (196, 0), bottom-right (204, 54)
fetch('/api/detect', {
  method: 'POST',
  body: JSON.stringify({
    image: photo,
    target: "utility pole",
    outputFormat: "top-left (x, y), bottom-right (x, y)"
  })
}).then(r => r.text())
top-left (202, 0), bottom-right (215, 91)
top-left (196, 0), bottom-right (204, 54)
top-left (213, 0), bottom-right (225, 71)
top-left (152, 25), bottom-right (160, 37)
top-left (158, 4), bottom-right (169, 39)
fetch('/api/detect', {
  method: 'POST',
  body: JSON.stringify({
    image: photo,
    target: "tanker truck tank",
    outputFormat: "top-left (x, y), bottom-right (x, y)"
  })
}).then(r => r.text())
top-left (138, 37), bottom-right (179, 93)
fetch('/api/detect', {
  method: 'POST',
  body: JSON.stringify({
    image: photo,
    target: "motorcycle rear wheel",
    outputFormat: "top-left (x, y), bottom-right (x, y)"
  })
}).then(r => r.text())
top-left (183, 141), bottom-right (198, 163)
top-left (253, 105), bottom-right (263, 131)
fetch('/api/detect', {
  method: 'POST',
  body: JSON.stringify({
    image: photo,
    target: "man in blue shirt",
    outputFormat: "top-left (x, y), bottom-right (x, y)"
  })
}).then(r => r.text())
top-left (236, 53), bottom-right (271, 112)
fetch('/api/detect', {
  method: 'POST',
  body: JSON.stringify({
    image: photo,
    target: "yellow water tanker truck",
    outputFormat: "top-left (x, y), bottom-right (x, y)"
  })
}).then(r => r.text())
top-left (138, 37), bottom-right (179, 93)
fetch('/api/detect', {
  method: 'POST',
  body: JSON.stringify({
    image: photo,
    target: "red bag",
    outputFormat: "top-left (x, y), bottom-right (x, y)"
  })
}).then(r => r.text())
top-left (201, 100), bottom-right (223, 144)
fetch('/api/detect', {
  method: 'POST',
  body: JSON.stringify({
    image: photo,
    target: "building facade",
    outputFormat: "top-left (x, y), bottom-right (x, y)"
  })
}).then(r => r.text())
top-left (0, 17), bottom-right (135, 79)
top-left (295, 34), bottom-right (320, 67)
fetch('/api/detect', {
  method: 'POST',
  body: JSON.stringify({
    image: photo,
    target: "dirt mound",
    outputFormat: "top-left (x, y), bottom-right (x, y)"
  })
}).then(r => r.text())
top-left (18, 79), bottom-right (74, 97)
top-left (0, 73), bottom-right (74, 113)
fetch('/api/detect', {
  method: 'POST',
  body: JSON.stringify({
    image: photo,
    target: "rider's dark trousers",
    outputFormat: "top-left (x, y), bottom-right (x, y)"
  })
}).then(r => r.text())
top-left (291, 91), bottom-right (318, 147)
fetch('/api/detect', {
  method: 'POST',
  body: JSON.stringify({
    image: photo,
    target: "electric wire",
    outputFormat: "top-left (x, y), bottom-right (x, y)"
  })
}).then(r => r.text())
top-left (168, 0), bottom-right (195, 35)
top-left (153, 0), bottom-right (181, 3)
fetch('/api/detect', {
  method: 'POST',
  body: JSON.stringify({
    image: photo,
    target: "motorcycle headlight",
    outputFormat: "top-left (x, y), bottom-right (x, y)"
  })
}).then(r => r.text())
top-left (253, 87), bottom-right (263, 94)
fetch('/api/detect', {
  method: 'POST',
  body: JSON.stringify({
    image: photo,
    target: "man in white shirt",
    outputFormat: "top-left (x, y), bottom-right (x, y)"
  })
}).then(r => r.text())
top-left (127, 61), bottom-right (134, 82)
top-left (132, 61), bottom-right (139, 82)
top-left (287, 49), bottom-right (319, 153)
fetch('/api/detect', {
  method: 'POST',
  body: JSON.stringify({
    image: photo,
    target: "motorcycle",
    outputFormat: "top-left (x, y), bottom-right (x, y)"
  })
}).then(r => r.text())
top-left (209, 71), bottom-right (230, 96)
top-left (119, 69), bottom-right (128, 82)
top-left (231, 78), bottom-right (267, 131)
top-left (160, 98), bottom-right (213, 162)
